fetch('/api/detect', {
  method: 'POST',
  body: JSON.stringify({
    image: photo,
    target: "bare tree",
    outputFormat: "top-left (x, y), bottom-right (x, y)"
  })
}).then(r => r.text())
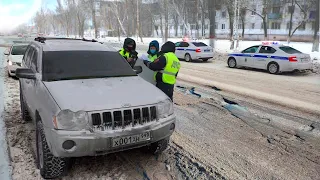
top-left (287, 0), bottom-right (313, 44)
top-left (208, 0), bottom-right (216, 48)
top-left (172, 0), bottom-right (191, 37)
top-left (312, 0), bottom-right (319, 52)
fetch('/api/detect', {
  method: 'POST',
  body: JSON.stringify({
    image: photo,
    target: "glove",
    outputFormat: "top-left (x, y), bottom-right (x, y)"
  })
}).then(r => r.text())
top-left (130, 50), bottom-right (138, 59)
top-left (143, 60), bottom-right (150, 67)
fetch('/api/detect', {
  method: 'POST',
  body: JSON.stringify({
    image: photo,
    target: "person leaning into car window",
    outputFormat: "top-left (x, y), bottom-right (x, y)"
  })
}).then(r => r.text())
top-left (147, 40), bottom-right (160, 62)
top-left (119, 37), bottom-right (138, 67)
top-left (143, 41), bottom-right (181, 101)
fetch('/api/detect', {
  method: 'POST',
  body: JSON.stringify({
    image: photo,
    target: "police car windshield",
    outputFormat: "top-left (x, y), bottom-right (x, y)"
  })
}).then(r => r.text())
top-left (42, 51), bottom-right (136, 81)
top-left (279, 46), bottom-right (302, 54)
top-left (192, 42), bottom-right (208, 47)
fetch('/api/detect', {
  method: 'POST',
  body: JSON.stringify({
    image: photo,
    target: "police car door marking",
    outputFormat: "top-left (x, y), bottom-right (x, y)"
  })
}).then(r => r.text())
top-left (229, 54), bottom-right (289, 61)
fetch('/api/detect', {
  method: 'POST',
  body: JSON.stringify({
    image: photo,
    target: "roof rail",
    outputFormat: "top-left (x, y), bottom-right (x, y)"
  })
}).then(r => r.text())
top-left (34, 36), bottom-right (100, 43)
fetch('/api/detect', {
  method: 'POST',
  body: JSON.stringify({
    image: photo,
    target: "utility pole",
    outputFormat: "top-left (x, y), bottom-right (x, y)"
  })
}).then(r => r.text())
top-left (208, 0), bottom-right (216, 48)
top-left (233, 0), bottom-right (240, 50)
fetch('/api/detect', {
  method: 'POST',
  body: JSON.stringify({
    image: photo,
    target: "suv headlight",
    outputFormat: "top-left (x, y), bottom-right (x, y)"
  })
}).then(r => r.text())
top-left (54, 109), bottom-right (89, 130)
top-left (157, 99), bottom-right (174, 119)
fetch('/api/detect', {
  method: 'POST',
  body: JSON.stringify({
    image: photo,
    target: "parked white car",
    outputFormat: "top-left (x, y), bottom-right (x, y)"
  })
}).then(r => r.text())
top-left (4, 44), bottom-right (28, 77)
top-left (175, 41), bottom-right (214, 62)
top-left (16, 37), bottom-right (175, 179)
top-left (227, 44), bottom-right (312, 74)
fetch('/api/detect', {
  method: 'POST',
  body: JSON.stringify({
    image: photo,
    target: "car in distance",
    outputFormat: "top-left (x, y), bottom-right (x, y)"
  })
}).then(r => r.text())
top-left (4, 44), bottom-right (28, 77)
top-left (175, 41), bottom-right (214, 62)
top-left (227, 44), bottom-right (312, 74)
top-left (16, 37), bottom-right (176, 179)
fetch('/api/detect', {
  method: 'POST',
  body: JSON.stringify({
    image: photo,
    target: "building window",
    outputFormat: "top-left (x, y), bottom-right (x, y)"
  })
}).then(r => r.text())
top-left (251, 9), bottom-right (256, 15)
top-left (238, 24), bottom-right (242, 29)
top-left (180, 25), bottom-right (183, 30)
top-left (222, 24), bottom-right (226, 29)
top-left (222, 11), bottom-right (227, 18)
top-left (298, 22), bottom-right (306, 30)
top-left (272, 7), bottom-right (280, 13)
top-left (205, 24), bottom-right (209, 29)
top-left (286, 22), bottom-right (290, 29)
top-left (271, 22), bottom-right (281, 29)
top-left (251, 23), bottom-right (255, 29)
top-left (261, 22), bottom-right (269, 29)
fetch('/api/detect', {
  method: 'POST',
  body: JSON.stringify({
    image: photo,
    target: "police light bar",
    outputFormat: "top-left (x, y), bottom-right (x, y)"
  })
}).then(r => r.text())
top-left (262, 41), bottom-right (280, 45)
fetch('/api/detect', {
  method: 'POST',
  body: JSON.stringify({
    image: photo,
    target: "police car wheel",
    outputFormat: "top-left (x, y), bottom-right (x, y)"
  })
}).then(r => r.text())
top-left (185, 53), bottom-right (192, 62)
top-left (268, 62), bottom-right (279, 74)
top-left (228, 58), bottom-right (237, 68)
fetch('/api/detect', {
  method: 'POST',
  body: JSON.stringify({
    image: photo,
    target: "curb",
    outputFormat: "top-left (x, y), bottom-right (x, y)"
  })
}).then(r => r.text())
top-left (178, 73), bottom-right (320, 115)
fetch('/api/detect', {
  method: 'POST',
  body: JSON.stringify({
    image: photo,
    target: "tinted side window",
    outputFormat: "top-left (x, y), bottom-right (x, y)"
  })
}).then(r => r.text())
top-left (23, 47), bottom-right (34, 68)
top-left (259, 46), bottom-right (276, 54)
top-left (242, 46), bottom-right (259, 53)
top-left (175, 42), bottom-right (181, 47)
top-left (30, 49), bottom-right (38, 72)
top-left (180, 42), bottom-right (189, 47)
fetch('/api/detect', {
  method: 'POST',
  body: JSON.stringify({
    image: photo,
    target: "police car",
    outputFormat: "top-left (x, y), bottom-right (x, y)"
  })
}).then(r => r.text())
top-left (175, 41), bottom-right (214, 62)
top-left (227, 42), bottom-right (312, 74)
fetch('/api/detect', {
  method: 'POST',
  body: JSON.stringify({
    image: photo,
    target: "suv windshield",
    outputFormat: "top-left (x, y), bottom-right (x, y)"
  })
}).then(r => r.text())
top-left (11, 45), bottom-right (28, 55)
top-left (192, 42), bottom-right (208, 47)
top-left (42, 51), bottom-right (136, 81)
top-left (279, 46), bottom-right (302, 54)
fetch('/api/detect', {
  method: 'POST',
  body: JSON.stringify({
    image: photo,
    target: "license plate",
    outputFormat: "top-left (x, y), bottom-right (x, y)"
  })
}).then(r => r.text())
top-left (112, 132), bottom-right (150, 147)
top-left (204, 49), bottom-right (210, 52)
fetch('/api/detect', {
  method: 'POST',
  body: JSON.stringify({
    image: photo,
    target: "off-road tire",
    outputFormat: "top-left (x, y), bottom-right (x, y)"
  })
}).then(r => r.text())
top-left (20, 86), bottom-right (32, 122)
top-left (267, 62), bottom-right (279, 74)
top-left (185, 53), bottom-right (192, 62)
top-left (146, 137), bottom-right (169, 155)
top-left (228, 57), bottom-right (237, 68)
top-left (36, 120), bottom-right (70, 179)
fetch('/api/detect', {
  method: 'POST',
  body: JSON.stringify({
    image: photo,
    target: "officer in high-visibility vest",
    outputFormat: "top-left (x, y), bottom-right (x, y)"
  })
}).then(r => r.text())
top-left (119, 38), bottom-right (138, 67)
top-left (143, 41), bottom-right (181, 101)
top-left (147, 40), bottom-right (160, 62)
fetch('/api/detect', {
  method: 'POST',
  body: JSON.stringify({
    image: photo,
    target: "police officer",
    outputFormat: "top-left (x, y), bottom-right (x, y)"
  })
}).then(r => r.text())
top-left (147, 40), bottom-right (160, 62)
top-left (119, 38), bottom-right (138, 67)
top-left (143, 41), bottom-right (180, 101)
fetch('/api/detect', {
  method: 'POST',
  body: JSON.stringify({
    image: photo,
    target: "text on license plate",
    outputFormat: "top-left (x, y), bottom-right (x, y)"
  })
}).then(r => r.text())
top-left (204, 49), bottom-right (210, 52)
top-left (112, 132), bottom-right (150, 147)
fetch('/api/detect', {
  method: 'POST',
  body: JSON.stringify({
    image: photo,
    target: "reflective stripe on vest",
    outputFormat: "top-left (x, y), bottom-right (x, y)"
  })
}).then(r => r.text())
top-left (161, 52), bottom-right (180, 85)
top-left (119, 48), bottom-right (129, 59)
top-left (148, 54), bottom-right (158, 62)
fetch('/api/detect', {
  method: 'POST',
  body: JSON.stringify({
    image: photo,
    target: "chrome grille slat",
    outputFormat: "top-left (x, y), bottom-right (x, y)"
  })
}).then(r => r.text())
top-left (90, 106), bottom-right (157, 130)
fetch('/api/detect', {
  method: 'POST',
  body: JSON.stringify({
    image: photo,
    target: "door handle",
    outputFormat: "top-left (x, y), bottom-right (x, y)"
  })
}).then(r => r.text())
top-left (250, 54), bottom-right (254, 57)
top-left (267, 55), bottom-right (271, 58)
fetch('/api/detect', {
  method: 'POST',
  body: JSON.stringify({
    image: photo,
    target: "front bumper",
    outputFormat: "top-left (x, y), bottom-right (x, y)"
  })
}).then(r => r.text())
top-left (48, 116), bottom-right (176, 157)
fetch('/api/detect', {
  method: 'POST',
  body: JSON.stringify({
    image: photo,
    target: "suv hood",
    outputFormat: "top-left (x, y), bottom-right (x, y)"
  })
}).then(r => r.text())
top-left (9, 55), bottom-right (23, 63)
top-left (43, 76), bottom-right (167, 112)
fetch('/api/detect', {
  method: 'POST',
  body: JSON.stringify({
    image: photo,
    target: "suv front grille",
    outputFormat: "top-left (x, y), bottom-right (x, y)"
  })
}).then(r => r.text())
top-left (91, 106), bottom-right (157, 130)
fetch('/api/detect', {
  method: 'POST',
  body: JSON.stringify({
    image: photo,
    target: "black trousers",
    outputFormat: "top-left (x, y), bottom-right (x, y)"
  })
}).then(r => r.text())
top-left (156, 81), bottom-right (174, 101)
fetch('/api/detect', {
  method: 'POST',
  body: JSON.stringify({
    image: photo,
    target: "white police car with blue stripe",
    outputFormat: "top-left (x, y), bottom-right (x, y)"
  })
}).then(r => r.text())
top-left (227, 43), bottom-right (312, 74)
top-left (175, 41), bottom-right (214, 62)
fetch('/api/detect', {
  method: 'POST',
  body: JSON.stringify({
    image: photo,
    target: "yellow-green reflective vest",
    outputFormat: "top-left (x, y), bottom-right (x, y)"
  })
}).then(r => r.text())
top-left (119, 48), bottom-right (130, 59)
top-left (148, 54), bottom-right (159, 62)
top-left (155, 52), bottom-right (180, 85)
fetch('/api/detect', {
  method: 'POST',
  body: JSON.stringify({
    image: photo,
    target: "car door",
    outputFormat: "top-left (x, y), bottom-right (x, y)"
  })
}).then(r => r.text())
top-left (240, 46), bottom-right (260, 67)
top-left (254, 46), bottom-right (276, 69)
top-left (20, 46), bottom-right (33, 112)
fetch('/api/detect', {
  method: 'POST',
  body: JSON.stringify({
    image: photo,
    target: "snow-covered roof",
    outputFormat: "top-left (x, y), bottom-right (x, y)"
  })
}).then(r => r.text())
top-left (37, 40), bottom-right (117, 52)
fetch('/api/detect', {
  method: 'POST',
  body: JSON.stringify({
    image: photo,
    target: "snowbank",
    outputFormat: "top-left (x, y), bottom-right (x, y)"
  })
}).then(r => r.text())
top-left (97, 36), bottom-right (320, 60)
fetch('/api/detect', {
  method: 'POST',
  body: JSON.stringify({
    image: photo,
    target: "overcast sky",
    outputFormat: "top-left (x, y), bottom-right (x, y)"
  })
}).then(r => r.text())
top-left (0, 0), bottom-right (57, 33)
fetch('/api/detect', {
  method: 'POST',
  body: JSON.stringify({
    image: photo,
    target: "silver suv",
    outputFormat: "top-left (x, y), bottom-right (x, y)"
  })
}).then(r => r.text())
top-left (16, 37), bottom-right (176, 179)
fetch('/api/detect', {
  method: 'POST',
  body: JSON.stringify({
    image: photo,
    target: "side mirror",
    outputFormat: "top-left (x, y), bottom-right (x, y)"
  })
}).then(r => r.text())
top-left (16, 68), bottom-right (36, 79)
top-left (133, 66), bottom-right (143, 74)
